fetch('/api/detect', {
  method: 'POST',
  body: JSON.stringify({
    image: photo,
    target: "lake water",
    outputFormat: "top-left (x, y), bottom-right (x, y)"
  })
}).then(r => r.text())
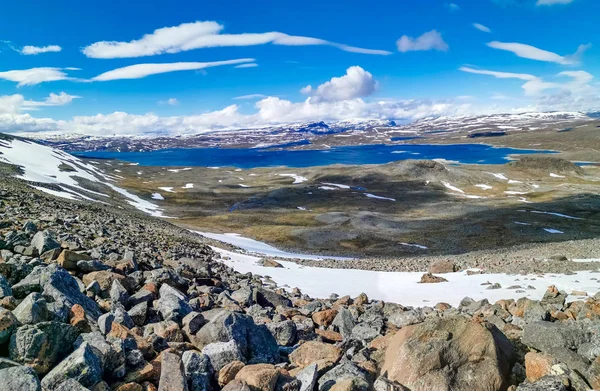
top-left (73, 143), bottom-right (553, 168)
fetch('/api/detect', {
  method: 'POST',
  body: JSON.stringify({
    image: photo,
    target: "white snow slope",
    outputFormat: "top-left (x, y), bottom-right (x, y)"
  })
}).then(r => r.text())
top-left (0, 137), bottom-right (165, 217)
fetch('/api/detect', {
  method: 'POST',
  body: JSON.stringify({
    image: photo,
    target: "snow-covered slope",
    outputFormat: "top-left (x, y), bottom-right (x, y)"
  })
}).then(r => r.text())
top-left (0, 135), bottom-right (165, 217)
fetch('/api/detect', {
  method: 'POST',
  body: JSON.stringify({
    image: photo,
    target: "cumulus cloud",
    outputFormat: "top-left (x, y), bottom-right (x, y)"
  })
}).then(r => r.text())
top-left (0, 92), bottom-right (79, 114)
top-left (81, 21), bottom-right (392, 59)
top-left (397, 30), bottom-right (449, 53)
top-left (0, 67), bottom-right (78, 87)
top-left (20, 45), bottom-right (62, 55)
top-left (537, 0), bottom-right (574, 5)
top-left (91, 59), bottom-right (254, 81)
top-left (301, 66), bottom-right (377, 102)
top-left (473, 23), bottom-right (491, 33)
top-left (460, 66), bottom-right (595, 96)
top-left (487, 41), bottom-right (590, 65)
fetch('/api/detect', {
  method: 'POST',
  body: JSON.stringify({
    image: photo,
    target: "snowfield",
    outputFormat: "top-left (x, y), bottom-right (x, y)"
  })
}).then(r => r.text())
top-left (279, 173), bottom-right (308, 184)
top-left (215, 247), bottom-right (600, 307)
top-left (0, 137), bottom-right (166, 217)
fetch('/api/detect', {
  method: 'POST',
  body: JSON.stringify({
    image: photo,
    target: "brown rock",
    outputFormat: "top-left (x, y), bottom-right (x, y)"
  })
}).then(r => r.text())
top-left (69, 304), bottom-right (91, 332)
top-left (368, 333), bottom-right (396, 350)
top-left (329, 379), bottom-right (357, 391)
top-left (235, 364), bottom-right (279, 391)
top-left (83, 271), bottom-right (129, 293)
top-left (380, 316), bottom-right (514, 391)
top-left (124, 362), bottom-right (155, 384)
top-left (0, 308), bottom-right (17, 344)
top-left (0, 296), bottom-right (17, 310)
top-left (57, 250), bottom-right (91, 270)
top-left (116, 383), bottom-right (144, 391)
top-left (142, 383), bottom-right (158, 391)
top-left (418, 273), bottom-right (448, 284)
top-left (289, 341), bottom-right (342, 369)
top-left (354, 293), bottom-right (369, 306)
top-left (219, 361), bottom-right (245, 387)
top-left (315, 329), bottom-right (343, 342)
top-left (333, 295), bottom-right (352, 307)
top-left (428, 261), bottom-right (457, 274)
top-left (434, 302), bottom-right (451, 311)
top-left (524, 352), bottom-right (554, 382)
top-left (312, 309), bottom-right (338, 327)
top-left (152, 321), bottom-right (184, 342)
top-left (258, 259), bottom-right (283, 268)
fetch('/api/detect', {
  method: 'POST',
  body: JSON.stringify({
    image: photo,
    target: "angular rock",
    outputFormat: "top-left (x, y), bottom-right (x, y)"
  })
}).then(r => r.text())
top-left (515, 376), bottom-right (567, 391)
top-left (31, 230), bottom-right (60, 255)
top-left (41, 342), bottom-right (104, 390)
top-left (57, 250), bottom-right (91, 271)
top-left (0, 365), bottom-right (41, 391)
top-left (428, 261), bottom-right (457, 274)
top-left (235, 364), bottom-right (279, 391)
top-left (312, 309), bottom-right (338, 327)
top-left (0, 274), bottom-right (12, 299)
top-left (419, 273), bottom-right (447, 284)
top-left (73, 331), bottom-right (126, 377)
top-left (9, 321), bottom-right (80, 374)
top-left (381, 316), bottom-right (514, 391)
top-left (0, 308), bottom-right (18, 345)
top-left (157, 287), bottom-right (192, 323)
top-left (332, 308), bottom-right (355, 339)
top-left (182, 350), bottom-right (212, 391)
top-left (266, 320), bottom-right (297, 346)
top-left (317, 361), bottom-right (370, 391)
top-left (522, 321), bottom-right (587, 352)
top-left (219, 361), bottom-right (245, 387)
top-left (289, 341), bottom-right (341, 370)
top-left (128, 302), bottom-right (148, 326)
top-left (55, 379), bottom-right (89, 391)
top-left (158, 351), bottom-right (187, 391)
top-left (12, 292), bottom-right (48, 324)
top-left (110, 280), bottom-right (129, 307)
top-left (295, 363), bottom-right (318, 391)
top-left (202, 340), bottom-right (244, 372)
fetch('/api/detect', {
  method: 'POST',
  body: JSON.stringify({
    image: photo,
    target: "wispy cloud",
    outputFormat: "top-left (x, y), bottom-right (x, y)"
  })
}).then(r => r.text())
top-left (301, 66), bottom-right (377, 102)
top-left (91, 59), bottom-right (255, 81)
top-left (0, 67), bottom-right (78, 86)
top-left (20, 45), bottom-right (62, 55)
top-left (460, 66), bottom-right (594, 96)
top-left (397, 30), bottom-right (449, 53)
top-left (158, 98), bottom-right (179, 105)
top-left (233, 94), bottom-right (268, 100)
top-left (537, 0), bottom-right (574, 5)
top-left (81, 21), bottom-right (392, 59)
top-left (473, 23), bottom-right (491, 33)
top-left (487, 41), bottom-right (590, 65)
top-left (234, 63), bottom-right (258, 68)
top-left (23, 92), bottom-right (80, 109)
top-left (446, 3), bottom-right (460, 11)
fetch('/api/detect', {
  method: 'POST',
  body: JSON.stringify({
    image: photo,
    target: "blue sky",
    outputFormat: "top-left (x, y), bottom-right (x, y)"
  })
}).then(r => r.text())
top-left (0, 0), bottom-right (598, 135)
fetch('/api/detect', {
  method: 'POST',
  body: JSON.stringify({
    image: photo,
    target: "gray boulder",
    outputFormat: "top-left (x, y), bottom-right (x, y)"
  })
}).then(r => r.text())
top-left (12, 292), bottom-right (48, 324)
top-left (41, 342), bottom-right (103, 390)
top-left (332, 308), bottom-right (355, 338)
top-left (31, 230), bottom-right (60, 255)
top-left (522, 321), bottom-right (587, 352)
top-left (54, 379), bottom-right (89, 391)
top-left (318, 361), bottom-right (370, 391)
top-left (296, 363), bottom-right (318, 391)
top-left (127, 301), bottom-right (148, 326)
top-left (0, 365), bottom-right (41, 391)
top-left (182, 350), bottom-right (212, 391)
top-left (516, 376), bottom-right (567, 391)
top-left (202, 340), bottom-right (244, 372)
top-left (109, 280), bottom-right (129, 307)
top-left (0, 274), bottom-right (12, 298)
top-left (73, 331), bottom-right (125, 377)
top-left (157, 284), bottom-right (192, 323)
top-left (266, 320), bottom-right (297, 346)
top-left (195, 310), bottom-right (279, 364)
top-left (158, 351), bottom-right (187, 391)
top-left (387, 309), bottom-right (425, 328)
top-left (9, 321), bottom-right (80, 375)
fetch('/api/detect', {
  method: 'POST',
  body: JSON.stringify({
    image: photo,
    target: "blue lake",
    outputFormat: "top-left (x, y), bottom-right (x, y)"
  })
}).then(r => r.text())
top-left (72, 143), bottom-right (554, 169)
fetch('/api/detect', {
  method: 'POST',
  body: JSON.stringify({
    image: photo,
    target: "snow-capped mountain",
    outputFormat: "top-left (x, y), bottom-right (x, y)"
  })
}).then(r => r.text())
top-left (26, 111), bottom-right (594, 153)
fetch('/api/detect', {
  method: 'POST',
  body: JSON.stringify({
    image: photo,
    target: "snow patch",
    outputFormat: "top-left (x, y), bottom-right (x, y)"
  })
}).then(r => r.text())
top-left (279, 174), bottom-right (308, 184)
top-left (151, 193), bottom-right (165, 200)
top-left (365, 193), bottom-right (396, 201)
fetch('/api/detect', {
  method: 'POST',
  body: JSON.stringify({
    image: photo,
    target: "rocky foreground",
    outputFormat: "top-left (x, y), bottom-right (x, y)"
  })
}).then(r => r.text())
top-left (2, 178), bottom-right (600, 391)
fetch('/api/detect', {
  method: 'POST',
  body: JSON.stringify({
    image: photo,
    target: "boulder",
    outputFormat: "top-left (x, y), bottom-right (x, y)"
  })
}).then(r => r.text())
top-left (110, 280), bottom-right (129, 307)
top-left (234, 364), bottom-right (280, 391)
top-left (522, 321), bottom-right (587, 352)
top-left (41, 342), bottom-right (104, 390)
top-left (157, 351), bottom-right (187, 391)
top-left (194, 311), bottom-right (279, 364)
top-left (332, 308), bottom-right (355, 339)
top-left (428, 261), bottom-right (457, 274)
top-left (256, 288), bottom-right (291, 308)
top-left (9, 321), bottom-right (80, 375)
top-left (418, 273), bottom-right (447, 284)
top-left (295, 363), bottom-right (318, 391)
top-left (0, 274), bottom-right (12, 298)
top-left (30, 230), bottom-right (60, 255)
top-left (266, 320), bottom-right (297, 346)
top-left (289, 341), bottom-right (342, 370)
top-left (312, 309), bottom-right (338, 327)
top-left (73, 331), bottom-right (126, 377)
top-left (219, 361), bottom-right (245, 387)
top-left (182, 350), bottom-right (212, 391)
top-left (57, 250), bottom-right (91, 271)
top-left (0, 365), bottom-right (41, 391)
top-left (380, 316), bottom-right (514, 391)
top-left (317, 361), bottom-right (370, 391)
top-left (202, 340), bottom-right (244, 372)
top-left (157, 284), bottom-right (192, 323)
top-left (515, 376), bottom-right (567, 391)
top-left (525, 352), bottom-right (554, 382)
top-left (55, 379), bottom-right (89, 391)
top-left (12, 292), bottom-right (48, 324)
top-left (0, 308), bottom-right (18, 345)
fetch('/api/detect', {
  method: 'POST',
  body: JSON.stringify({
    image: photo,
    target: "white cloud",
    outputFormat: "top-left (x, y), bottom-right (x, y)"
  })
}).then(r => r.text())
top-left (301, 66), bottom-right (377, 102)
top-left (460, 66), bottom-right (595, 96)
top-left (0, 92), bottom-right (79, 114)
top-left (91, 59), bottom-right (254, 81)
top-left (397, 30), bottom-right (449, 53)
top-left (473, 23), bottom-right (491, 33)
top-left (20, 45), bottom-right (62, 55)
top-left (23, 92), bottom-right (80, 109)
top-left (234, 63), bottom-right (258, 68)
top-left (233, 94), bottom-right (268, 100)
top-left (487, 41), bottom-right (590, 65)
top-left (81, 21), bottom-right (392, 59)
top-left (537, 0), bottom-right (574, 5)
top-left (158, 98), bottom-right (179, 106)
top-left (447, 3), bottom-right (460, 11)
top-left (0, 67), bottom-right (77, 87)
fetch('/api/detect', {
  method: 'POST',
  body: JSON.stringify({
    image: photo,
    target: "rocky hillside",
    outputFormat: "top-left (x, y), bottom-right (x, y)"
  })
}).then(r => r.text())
top-left (0, 143), bottom-right (600, 390)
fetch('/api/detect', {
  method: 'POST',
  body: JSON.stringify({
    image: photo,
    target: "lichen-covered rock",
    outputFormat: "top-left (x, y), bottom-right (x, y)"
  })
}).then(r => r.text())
top-left (41, 342), bottom-right (103, 390)
top-left (157, 351), bottom-right (187, 391)
top-left (12, 292), bottom-right (48, 324)
top-left (0, 365), bottom-right (41, 391)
